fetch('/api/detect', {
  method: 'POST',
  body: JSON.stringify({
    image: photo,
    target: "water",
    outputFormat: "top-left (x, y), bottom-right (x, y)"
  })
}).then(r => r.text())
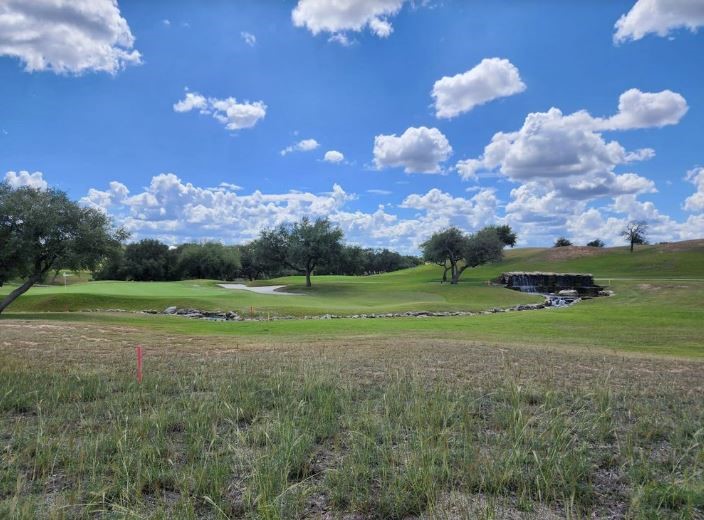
top-left (508, 275), bottom-right (578, 307)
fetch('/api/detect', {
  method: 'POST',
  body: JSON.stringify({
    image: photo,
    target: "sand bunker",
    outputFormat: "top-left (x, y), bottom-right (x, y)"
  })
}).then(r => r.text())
top-left (218, 283), bottom-right (304, 296)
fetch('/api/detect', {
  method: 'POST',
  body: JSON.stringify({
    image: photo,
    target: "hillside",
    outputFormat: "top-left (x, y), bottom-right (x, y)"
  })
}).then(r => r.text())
top-left (484, 240), bottom-right (704, 279)
top-left (1, 239), bottom-right (702, 315)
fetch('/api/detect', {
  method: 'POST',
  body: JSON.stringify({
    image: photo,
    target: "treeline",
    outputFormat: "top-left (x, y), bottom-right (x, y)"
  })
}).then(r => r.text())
top-left (95, 223), bottom-right (420, 283)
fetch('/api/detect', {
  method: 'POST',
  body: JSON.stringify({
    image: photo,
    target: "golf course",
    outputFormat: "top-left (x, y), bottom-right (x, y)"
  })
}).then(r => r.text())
top-left (2, 241), bottom-right (703, 518)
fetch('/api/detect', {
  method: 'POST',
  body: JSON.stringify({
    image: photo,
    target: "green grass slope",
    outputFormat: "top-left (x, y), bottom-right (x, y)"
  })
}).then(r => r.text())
top-left (0, 268), bottom-right (541, 315)
top-left (2, 239), bottom-right (703, 316)
top-left (481, 239), bottom-right (704, 279)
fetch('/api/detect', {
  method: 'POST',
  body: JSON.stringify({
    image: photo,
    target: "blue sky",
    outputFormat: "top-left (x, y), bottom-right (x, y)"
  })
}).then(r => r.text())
top-left (1, 0), bottom-right (703, 251)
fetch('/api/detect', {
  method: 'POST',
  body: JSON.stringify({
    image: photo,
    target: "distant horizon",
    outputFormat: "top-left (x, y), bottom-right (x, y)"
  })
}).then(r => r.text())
top-left (2, 0), bottom-right (704, 253)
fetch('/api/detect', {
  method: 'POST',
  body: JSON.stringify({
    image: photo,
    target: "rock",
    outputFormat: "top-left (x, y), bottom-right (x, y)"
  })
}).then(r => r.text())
top-left (558, 289), bottom-right (579, 297)
top-left (598, 290), bottom-right (614, 296)
top-left (163, 306), bottom-right (177, 314)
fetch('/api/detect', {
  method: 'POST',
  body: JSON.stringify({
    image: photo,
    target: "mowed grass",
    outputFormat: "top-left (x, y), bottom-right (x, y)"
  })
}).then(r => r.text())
top-left (4, 278), bottom-right (703, 358)
top-left (1, 324), bottom-right (703, 519)
top-left (0, 265), bottom-right (541, 316)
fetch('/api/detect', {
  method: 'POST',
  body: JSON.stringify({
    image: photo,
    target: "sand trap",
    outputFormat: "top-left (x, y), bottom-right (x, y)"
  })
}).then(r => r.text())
top-left (218, 283), bottom-right (304, 296)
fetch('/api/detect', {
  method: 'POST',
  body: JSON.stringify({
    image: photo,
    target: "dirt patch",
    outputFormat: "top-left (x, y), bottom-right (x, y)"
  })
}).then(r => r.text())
top-left (657, 239), bottom-right (704, 252)
top-left (543, 246), bottom-right (610, 262)
top-left (423, 492), bottom-right (564, 519)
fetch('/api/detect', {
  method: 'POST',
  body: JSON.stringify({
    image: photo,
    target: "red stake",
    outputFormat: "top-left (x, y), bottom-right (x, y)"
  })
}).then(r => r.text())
top-left (136, 345), bottom-right (143, 384)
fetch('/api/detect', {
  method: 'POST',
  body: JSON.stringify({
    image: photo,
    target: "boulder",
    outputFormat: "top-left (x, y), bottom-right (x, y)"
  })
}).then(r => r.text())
top-left (558, 289), bottom-right (579, 297)
top-left (163, 306), bottom-right (177, 314)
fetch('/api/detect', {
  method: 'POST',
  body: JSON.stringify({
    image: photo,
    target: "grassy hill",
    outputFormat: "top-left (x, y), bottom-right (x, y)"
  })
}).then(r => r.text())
top-left (2, 240), bottom-right (703, 316)
top-left (485, 239), bottom-right (704, 279)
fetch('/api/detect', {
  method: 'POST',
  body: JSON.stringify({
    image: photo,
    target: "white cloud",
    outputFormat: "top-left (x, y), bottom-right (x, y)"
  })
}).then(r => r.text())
top-left (80, 168), bottom-right (704, 250)
top-left (281, 138), bottom-right (320, 156)
top-left (4, 170), bottom-right (48, 190)
top-left (452, 89), bottom-right (693, 245)
top-left (402, 188), bottom-right (499, 229)
top-left (240, 31), bottom-right (256, 46)
top-left (367, 189), bottom-right (392, 195)
top-left (292, 0), bottom-right (405, 41)
top-left (596, 89), bottom-right (688, 130)
top-left (81, 181), bottom-right (129, 211)
top-left (432, 58), bottom-right (526, 119)
top-left (614, 0), bottom-right (704, 43)
top-left (0, 0), bottom-right (141, 74)
top-left (457, 89), bottom-right (685, 205)
top-left (80, 174), bottom-right (504, 252)
top-left (324, 150), bottom-right (345, 163)
top-left (684, 167), bottom-right (704, 212)
top-left (217, 182), bottom-right (243, 192)
top-left (173, 91), bottom-right (267, 131)
top-left (373, 126), bottom-right (452, 174)
top-left (173, 92), bottom-right (208, 113)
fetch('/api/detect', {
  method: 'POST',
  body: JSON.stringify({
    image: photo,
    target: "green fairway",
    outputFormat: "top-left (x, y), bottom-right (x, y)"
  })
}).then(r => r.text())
top-left (0, 266), bottom-right (542, 315)
top-left (3, 240), bottom-right (704, 316)
top-left (2, 241), bottom-right (704, 358)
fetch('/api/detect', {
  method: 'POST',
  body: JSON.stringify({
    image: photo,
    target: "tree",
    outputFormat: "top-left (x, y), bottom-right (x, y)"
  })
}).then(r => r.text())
top-left (586, 239), bottom-right (605, 248)
top-left (253, 217), bottom-right (343, 287)
top-left (0, 183), bottom-right (126, 313)
top-left (176, 242), bottom-right (240, 280)
top-left (122, 239), bottom-right (177, 281)
top-left (237, 243), bottom-right (263, 281)
top-left (453, 227), bottom-right (505, 283)
top-left (287, 217), bottom-right (343, 287)
top-left (421, 227), bottom-right (469, 284)
top-left (251, 226), bottom-right (293, 279)
top-left (421, 226), bottom-right (509, 284)
top-left (621, 220), bottom-right (647, 252)
top-left (554, 237), bottom-right (572, 247)
top-left (492, 225), bottom-right (517, 247)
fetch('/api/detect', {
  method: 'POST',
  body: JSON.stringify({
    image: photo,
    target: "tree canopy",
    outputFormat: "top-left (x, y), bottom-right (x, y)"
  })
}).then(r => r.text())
top-left (622, 220), bottom-right (648, 252)
top-left (421, 225), bottom-right (513, 284)
top-left (586, 239), bottom-right (605, 248)
top-left (553, 237), bottom-right (572, 247)
top-left (0, 183), bottom-right (125, 313)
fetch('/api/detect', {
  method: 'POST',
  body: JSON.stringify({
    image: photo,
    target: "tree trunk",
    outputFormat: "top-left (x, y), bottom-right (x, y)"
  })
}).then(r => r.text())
top-left (0, 273), bottom-right (41, 314)
top-left (630, 241), bottom-right (634, 253)
top-left (305, 269), bottom-right (312, 287)
top-left (450, 263), bottom-right (459, 284)
top-left (451, 265), bottom-right (468, 285)
top-left (442, 266), bottom-right (450, 283)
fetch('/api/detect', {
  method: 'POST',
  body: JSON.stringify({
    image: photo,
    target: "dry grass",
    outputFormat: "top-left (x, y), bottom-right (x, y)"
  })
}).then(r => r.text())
top-left (1, 320), bottom-right (703, 518)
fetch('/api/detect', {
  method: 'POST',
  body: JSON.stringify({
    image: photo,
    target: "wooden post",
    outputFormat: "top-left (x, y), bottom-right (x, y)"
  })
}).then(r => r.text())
top-left (136, 345), bottom-right (143, 384)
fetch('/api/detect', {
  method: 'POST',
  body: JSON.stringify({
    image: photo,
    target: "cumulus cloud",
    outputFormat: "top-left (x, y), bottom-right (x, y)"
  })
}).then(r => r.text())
top-left (596, 89), bottom-right (688, 130)
top-left (432, 58), bottom-right (526, 119)
top-left (240, 31), bottom-right (256, 46)
top-left (173, 91), bottom-right (267, 131)
top-left (456, 88), bottom-right (685, 209)
top-left (281, 138), bottom-right (320, 156)
top-left (402, 188), bottom-right (499, 228)
top-left (80, 173), bottom-right (507, 252)
top-left (614, 0), bottom-right (704, 43)
top-left (374, 126), bottom-right (452, 174)
top-left (0, 0), bottom-right (141, 74)
top-left (684, 167), bottom-right (704, 213)
top-left (451, 89), bottom-right (693, 245)
top-left (292, 0), bottom-right (406, 41)
top-left (324, 150), bottom-right (345, 163)
top-left (4, 170), bottom-right (48, 190)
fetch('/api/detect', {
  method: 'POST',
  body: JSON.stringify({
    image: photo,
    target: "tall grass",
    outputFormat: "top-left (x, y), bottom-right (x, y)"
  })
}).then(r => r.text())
top-left (1, 330), bottom-right (702, 518)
